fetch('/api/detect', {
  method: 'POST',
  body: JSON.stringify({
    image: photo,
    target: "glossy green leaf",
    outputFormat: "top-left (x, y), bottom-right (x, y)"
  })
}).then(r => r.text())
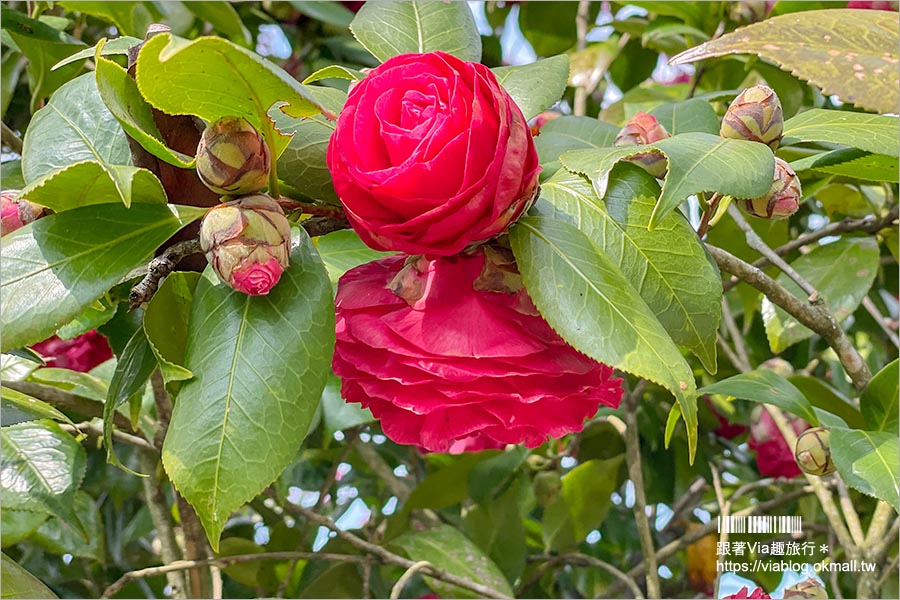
top-left (462, 477), bottom-right (527, 584)
top-left (831, 428), bottom-right (899, 512)
top-left (543, 456), bottom-right (624, 551)
top-left (0, 203), bottom-right (205, 351)
top-left (391, 525), bottom-right (514, 598)
top-left (315, 229), bottom-right (389, 286)
top-left (536, 166), bottom-right (721, 373)
top-left (21, 73), bottom-right (130, 185)
top-left (561, 132), bottom-right (774, 228)
top-left (1, 387), bottom-right (72, 425)
top-left (104, 327), bottom-right (156, 471)
top-left (534, 116), bottom-right (619, 179)
top-left (861, 360), bottom-right (898, 434)
top-left (670, 9), bottom-right (899, 114)
top-left (162, 227), bottom-right (335, 550)
top-left (271, 86), bottom-right (345, 205)
top-left (649, 98), bottom-right (720, 136)
top-left (699, 369), bottom-right (818, 425)
top-left (18, 160), bottom-right (167, 210)
top-left (468, 446), bottom-right (528, 505)
top-left (32, 491), bottom-right (104, 562)
top-left (184, 1), bottom-right (251, 46)
top-left (95, 48), bottom-right (194, 168)
top-left (762, 238), bottom-right (879, 353)
top-left (783, 110), bottom-right (899, 157)
top-left (493, 54), bottom-right (569, 120)
top-left (57, 1), bottom-right (156, 37)
top-left (291, 1), bottom-right (355, 28)
top-left (350, 0), bottom-right (482, 63)
top-left (509, 216), bottom-right (698, 457)
top-left (0, 160), bottom-right (25, 191)
top-left (52, 36), bottom-right (142, 71)
top-left (0, 421), bottom-right (87, 539)
top-left (135, 33), bottom-right (328, 160)
top-left (0, 553), bottom-right (58, 599)
top-left (788, 375), bottom-right (865, 430)
top-left (28, 369), bottom-right (108, 404)
top-left (791, 148), bottom-right (899, 184)
top-left (302, 65), bottom-right (363, 85)
top-left (1, 509), bottom-right (48, 547)
top-left (519, 1), bottom-right (580, 56)
top-left (143, 272), bottom-right (199, 384)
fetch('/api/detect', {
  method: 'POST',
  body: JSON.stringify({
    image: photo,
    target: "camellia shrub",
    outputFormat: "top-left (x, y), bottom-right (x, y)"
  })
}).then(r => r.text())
top-left (0, 1), bottom-right (897, 599)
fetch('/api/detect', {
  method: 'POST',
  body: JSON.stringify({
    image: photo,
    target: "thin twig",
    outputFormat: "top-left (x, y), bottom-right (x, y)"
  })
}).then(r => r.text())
top-left (129, 239), bottom-right (203, 309)
top-left (720, 298), bottom-right (752, 371)
top-left (709, 463), bottom-right (728, 599)
top-left (863, 296), bottom-right (900, 349)
top-left (390, 560), bottom-right (432, 600)
top-left (101, 552), bottom-right (368, 598)
top-left (268, 489), bottom-right (512, 599)
top-left (707, 244), bottom-right (872, 390)
top-left (835, 477), bottom-right (866, 547)
top-left (353, 438), bottom-right (411, 502)
top-left (2, 380), bottom-right (139, 434)
top-left (61, 421), bottom-right (157, 454)
top-left (621, 381), bottom-right (660, 598)
top-left (728, 204), bottom-right (820, 300)
top-left (1, 121), bottom-right (23, 154)
top-left (278, 197), bottom-right (347, 220)
top-left (864, 501), bottom-right (895, 547)
top-left (525, 553), bottom-right (645, 598)
top-left (139, 451), bottom-right (188, 599)
top-left (573, 0), bottom-right (591, 116)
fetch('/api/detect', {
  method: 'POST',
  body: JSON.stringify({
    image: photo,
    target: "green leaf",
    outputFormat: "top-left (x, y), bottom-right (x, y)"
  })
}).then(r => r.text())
top-left (391, 525), bottom-right (514, 599)
top-left (1, 509), bottom-right (49, 547)
top-left (21, 73), bottom-right (131, 184)
top-left (316, 229), bottom-right (390, 286)
top-left (18, 160), bottom-right (168, 210)
top-left (536, 166), bottom-right (721, 373)
top-left (0, 420), bottom-right (87, 539)
top-left (783, 110), bottom-right (899, 158)
top-left (542, 456), bottom-right (624, 551)
top-left (492, 54), bottom-right (569, 121)
top-left (0, 203), bottom-right (205, 351)
top-left (462, 477), bottom-right (527, 584)
top-left (791, 148), bottom-right (899, 184)
top-left (32, 490), bottom-right (105, 562)
top-left (670, 9), bottom-right (899, 114)
top-left (699, 370), bottom-right (819, 425)
top-left (290, 1), bottom-right (356, 28)
top-left (320, 374), bottom-right (373, 436)
top-left (95, 47), bottom-right (194, 168)
top-left (1, 387), bottom-right (73, 425)
top-left (135, 33), bottom-right (328, 161)
top-left (518, 1), bottom-right (580, 56)
top-left (561, 132), bottom-right (774, 229)
top-left (143, 272), bottom-right (199, 384)
top-left (0, 553), bottom-right (58, 599)
top-left (861, 360), bottom-right (899, 434)
top-left (649, 98), bottom-right (720, 136)
top-left (57, 1), bottom-right (156, 37)
top-left (788, 375), bottom-right (865, 430)
top-left (534, 116), bottom-right (619, 179)
top-left (509, 216), bottom-right (698, 457)
top-left (28, 369), bottom-right (108, 404)
top-left (104, 327), bottom-right (157, 472)
top-left (184, 1), bottom-right (251, 46)
top-left (0, 160), bottom-right (25, 191)
top-left (350, 0), bottom-right (482, 63)
top-left (301, 65), bottom-right (363, 85)
top-left (51, 36), bottom-right (143, 71)
top-left (831, 428), bottom-right (899, 512)
top-left (162, 227), bottom-right (335, 550)
top-left (468, 446), bottom-right (528, 505)
top-left (762, 238), bottom-right (880, 353)
top-left (271, 86), bottom-right (345, 205)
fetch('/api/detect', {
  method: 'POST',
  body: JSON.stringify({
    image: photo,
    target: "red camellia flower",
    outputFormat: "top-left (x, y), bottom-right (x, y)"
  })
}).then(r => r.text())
top-left (32, 330), bottom-right (113, 373)
top-left (748, 407), bottom-right (809, 479)
top-left (332, 248), bottom-right (623, 452)
top-left (326, 51), bottom-right (540, 257)
top-left (723, 586), bottom-right (771, 599)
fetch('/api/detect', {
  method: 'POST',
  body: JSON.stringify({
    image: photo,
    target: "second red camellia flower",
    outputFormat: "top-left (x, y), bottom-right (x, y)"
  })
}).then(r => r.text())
top-left (326, 51), bottom-right (541, 257)
top-left (332, 247), bottom-right (623, 452)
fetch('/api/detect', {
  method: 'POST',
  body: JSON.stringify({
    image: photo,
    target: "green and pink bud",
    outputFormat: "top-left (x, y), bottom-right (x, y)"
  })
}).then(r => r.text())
top-left (720, 85), bottom-right (784, 150)
top-left (737, 158), bottom-right (801, 220)
top-left (794, 427), bottom-right (836, 476)
top-left (2, 190), bottom-right (46, 236)
top-left (199, 194), bottom-right (291, 296)
top-left (615, 112), bottom-right (670, 178)
top-left (196, 117), bottom-right (271, 196)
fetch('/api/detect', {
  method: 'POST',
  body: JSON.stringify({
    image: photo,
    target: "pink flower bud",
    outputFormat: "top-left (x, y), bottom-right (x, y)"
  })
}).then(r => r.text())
top-left (737, 158), bottom-right (802, 220)
top-left (1, 191), bottom-right (46, 236)
top-left (230, 257), bottom-right (284, 296)
top-left (721, 85), bottom-right (784, 150)
top-left (615, 112), bottom-right (670, 178)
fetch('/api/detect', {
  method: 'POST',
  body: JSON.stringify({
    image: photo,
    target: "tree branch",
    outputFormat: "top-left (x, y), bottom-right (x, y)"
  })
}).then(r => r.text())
top-left (706, 244), bottom-right (872, 390)
top-left (61, 421), bottom-right (157, 454)
top-left (129, 239), bottom-right (202, 309)
top-left (1, 121), bottom-right (23, 154)
top-left (139, 452), bottom-right (188, 599)
top-left (390, 560), bottom-right (432, 600)
top-left (267, 489), bottom-right (513, 599)
top-left (524, 553), bottom-right (645, 599)
top-left (101, 552), bottom-right (368, 598)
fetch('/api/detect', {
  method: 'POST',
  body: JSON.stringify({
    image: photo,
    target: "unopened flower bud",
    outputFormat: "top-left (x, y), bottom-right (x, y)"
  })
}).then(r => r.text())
top-left (1, 191), bottom-right (47, 236)
top-left (615, 112), bottom-right (670, 178)
top-left (533, 470), bottom-right (562, 507)
top-left (729, 1), bottom-right (774, 23)
top-left (196, 117), bottom-right (271, 196)
top-left (737, 158), bottom-right (801, 220)
top-left (782, 578), bottom-right (828, 599)
top-left (199, 194), bottom-right (291, 296)
top-left (794, 428), bottom-right (835, 476)
top-left (720, 84), bottom-right (784, 150)
top-left (760, 357), bottom-right (794, 378)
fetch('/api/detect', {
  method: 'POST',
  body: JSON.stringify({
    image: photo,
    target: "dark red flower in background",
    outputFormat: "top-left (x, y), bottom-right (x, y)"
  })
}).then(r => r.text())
top-left (32, 330), bottom-right (113, 373)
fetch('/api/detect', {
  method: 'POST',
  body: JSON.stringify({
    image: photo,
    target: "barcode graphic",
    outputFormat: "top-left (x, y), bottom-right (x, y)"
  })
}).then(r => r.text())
top-left (717, 516), bottom-right (803, 534)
